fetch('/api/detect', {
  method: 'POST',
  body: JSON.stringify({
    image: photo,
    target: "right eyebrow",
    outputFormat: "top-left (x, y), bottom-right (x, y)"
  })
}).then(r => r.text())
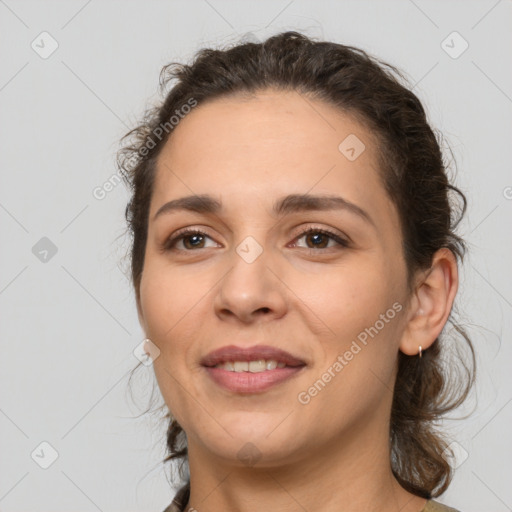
top-left (153, 195), bottom-right (222, 222)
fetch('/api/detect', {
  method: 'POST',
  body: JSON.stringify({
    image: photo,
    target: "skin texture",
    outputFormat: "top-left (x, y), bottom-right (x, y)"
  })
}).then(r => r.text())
top-left (136, 89), bottom-right (459, 512)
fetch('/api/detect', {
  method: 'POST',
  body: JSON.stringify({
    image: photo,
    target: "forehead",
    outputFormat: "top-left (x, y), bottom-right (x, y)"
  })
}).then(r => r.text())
top-left (150, 89), bottom-right (394, 227)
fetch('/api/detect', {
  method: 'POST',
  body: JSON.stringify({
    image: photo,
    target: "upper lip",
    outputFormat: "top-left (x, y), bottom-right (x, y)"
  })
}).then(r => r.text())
top-left (201, 344), bottom-right (306, 368)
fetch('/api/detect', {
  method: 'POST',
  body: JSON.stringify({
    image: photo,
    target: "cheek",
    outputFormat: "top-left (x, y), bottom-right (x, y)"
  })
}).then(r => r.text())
top-left (139, 263), bottom-right (209, 349)
top-left (139, 265), bottom-right (209, 417)
top-left (291, 262), bottom-right (388, 338)
top-left (289, 262), bottom-right (404, 392)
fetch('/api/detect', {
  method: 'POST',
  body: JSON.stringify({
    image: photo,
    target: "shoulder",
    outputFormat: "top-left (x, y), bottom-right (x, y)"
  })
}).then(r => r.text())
top-left (422, 499), bottom-right (462, 512)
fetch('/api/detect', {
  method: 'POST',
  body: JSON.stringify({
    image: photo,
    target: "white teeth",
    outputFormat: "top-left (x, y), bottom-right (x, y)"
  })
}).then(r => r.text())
top-left (213, 359), bottom-right (285, 372)
top-left (234, 361), bottom-right (249, 372)
top-left (249, 360), bottom-right (266, 372)
top-left (266, 360), bottom-right (278, 370)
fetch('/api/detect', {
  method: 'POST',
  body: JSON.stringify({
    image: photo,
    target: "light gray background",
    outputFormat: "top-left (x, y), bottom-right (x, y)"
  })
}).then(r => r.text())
top-left (1, 1), bottom-right (511, 511)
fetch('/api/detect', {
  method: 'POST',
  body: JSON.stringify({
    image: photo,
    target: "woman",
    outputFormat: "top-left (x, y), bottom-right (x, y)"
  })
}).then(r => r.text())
top-left (119, 31), bottom-right (475, 512)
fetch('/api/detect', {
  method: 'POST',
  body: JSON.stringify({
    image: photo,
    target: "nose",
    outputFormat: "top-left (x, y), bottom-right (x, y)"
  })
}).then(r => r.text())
top-left (213, 245), bottom-right (288, 324)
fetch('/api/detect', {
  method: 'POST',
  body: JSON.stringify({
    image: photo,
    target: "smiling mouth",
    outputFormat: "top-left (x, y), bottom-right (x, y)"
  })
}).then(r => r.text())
top-left (211, 359), bottom-right (294, 372)
top-left (200, 344), bottom-right (307, 393)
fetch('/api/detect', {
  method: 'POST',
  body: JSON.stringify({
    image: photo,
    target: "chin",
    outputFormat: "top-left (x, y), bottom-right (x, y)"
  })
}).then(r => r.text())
top-left (191, 424), bottom-right (307, 469)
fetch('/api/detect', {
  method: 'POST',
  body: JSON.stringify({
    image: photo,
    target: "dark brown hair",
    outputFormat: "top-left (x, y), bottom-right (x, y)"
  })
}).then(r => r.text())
top-left (119, 31), bottom-right (475, 499)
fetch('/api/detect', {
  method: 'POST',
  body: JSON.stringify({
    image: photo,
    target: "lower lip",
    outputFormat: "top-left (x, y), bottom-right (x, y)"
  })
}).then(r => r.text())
top-left (203, 366), bottom-right (305, 393)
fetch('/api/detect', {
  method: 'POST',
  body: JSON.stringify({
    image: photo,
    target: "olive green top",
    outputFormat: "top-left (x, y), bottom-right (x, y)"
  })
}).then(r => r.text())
top-left (161, 482), bottom-right (461, 512)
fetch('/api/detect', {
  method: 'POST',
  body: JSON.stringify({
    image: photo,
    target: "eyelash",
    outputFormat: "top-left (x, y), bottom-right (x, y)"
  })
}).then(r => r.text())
top-left (163, 226), bottom-right (350, 253)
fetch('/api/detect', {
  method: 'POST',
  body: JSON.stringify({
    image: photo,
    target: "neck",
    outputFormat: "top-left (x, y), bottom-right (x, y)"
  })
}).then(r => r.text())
top-left (183, 414), bottom-right (428, 512)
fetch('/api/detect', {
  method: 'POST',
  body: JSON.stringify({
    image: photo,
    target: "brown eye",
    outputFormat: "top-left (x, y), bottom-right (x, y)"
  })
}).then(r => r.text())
top-left (293, 228), bottom-right (349, 250)
top-left (164, 229), bottom-right (217, 251)
top-left (304, 232), bottom-right (330, 249)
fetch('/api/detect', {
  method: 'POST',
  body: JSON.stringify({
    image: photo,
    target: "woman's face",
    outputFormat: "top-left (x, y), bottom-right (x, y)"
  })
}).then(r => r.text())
top-left (138, 89), bottom-right (413, 466)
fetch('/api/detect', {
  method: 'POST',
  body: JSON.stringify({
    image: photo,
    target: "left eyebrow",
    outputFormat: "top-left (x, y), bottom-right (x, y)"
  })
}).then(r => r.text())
top-left (273, 193), bottom-right (375, 229)
top-left (153, 193), bottom-right (376, 229)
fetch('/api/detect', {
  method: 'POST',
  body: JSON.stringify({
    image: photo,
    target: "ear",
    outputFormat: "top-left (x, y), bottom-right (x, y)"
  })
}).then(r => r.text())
top-left (399, 248), bottom-right (459, 356)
